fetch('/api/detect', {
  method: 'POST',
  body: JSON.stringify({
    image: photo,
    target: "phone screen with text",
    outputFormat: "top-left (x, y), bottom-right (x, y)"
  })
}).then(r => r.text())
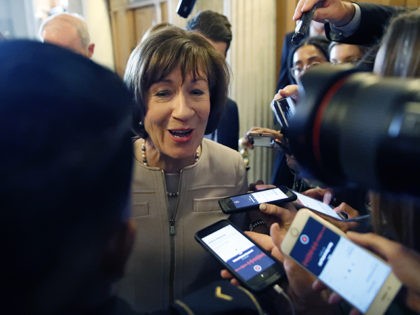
top-left (230, 188), bottom-right (288, 210)
top-left (202, 224), bottom-right (277, 281)
top-left (290, 217), bottom-right (392, 313)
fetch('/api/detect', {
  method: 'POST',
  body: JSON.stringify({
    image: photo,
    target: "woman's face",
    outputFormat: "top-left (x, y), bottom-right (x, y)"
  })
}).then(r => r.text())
top-left (329, 44), bottom-right (363, 65)
top-left (144, 67), bottom-right (210, 161)
top-left (291, 45), bottom-right (328, 83)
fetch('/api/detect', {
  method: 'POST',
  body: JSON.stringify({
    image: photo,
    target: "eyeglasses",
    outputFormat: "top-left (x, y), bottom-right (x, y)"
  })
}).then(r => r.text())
top-left (290, 61), bottom-right (322, 80)
top-left (331, 59), bottom-right (361, 65)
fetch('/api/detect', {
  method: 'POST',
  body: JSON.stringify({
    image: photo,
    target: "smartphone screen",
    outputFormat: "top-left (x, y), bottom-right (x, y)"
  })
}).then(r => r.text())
top-left (196, 220), bottom-right (284, 291)
top-left (293, 191), bottom-right (344, 220)
top-left (285, 213), bottom-right (401, 314)
top-left (219, 187), bottom-right (296, 213)
top-left (252, 135), bottom-right (274, 147)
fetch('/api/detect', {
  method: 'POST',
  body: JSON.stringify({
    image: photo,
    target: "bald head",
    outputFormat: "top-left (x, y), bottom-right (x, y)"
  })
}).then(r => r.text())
top-left (39, 13), bottom-right (95, 58)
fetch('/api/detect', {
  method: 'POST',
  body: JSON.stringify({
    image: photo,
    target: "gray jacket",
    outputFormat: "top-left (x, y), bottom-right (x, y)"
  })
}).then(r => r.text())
top-left (116, 139), bottom-right (248, 312)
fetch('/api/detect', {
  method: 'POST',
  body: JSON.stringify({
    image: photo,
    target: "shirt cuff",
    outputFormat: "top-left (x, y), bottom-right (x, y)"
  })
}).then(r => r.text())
top-left (330, 3), bottom-right (361, 38)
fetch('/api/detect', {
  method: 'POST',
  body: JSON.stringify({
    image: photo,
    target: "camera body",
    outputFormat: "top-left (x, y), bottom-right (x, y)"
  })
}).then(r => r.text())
top-left (286, 64), bottom-right (420, 197)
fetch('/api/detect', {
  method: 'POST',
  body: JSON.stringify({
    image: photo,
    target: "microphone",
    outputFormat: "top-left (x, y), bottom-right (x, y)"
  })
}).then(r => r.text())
top-left (176, 0), bottom-right (197, 18)
top-left (291, 2), bottom-right (322, 45)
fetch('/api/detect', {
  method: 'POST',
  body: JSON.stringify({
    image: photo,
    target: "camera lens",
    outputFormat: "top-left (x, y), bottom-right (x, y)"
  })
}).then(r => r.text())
top-left (287, 64), bottom-right (420, 196)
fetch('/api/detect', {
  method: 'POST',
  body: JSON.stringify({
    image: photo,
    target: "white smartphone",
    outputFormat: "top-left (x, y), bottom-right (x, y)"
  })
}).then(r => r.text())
top-left (195, 219), bottom-right (285, 292)
top-left (293, 190), bottom-right (345, 220)
top-left (293, 190), bottom-right (370, 222)
top-left (281, 209), bottom-right (401, 315)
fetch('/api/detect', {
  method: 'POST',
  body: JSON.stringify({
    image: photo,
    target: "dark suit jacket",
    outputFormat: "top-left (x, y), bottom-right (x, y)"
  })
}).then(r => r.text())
top-left (276, 31), bottom-right (295, 91)
top-left (326, 3), bottom-right (404, 45)
top-left (210, 97), bottom-right (239, 151)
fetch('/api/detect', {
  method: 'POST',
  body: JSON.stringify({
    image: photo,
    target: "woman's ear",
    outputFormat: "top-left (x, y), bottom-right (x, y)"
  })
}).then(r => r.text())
top-left (101, 219), bottom-right (136, 280)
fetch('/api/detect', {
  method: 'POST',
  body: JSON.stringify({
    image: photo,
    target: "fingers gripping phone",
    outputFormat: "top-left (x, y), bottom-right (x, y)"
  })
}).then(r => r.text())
top-left (218, 186), bottom-right (297, 214)
top-left (281, 209), bottom-right (402, 315)
top-left (195, 220), bottom-right (285, 292)
top-left (293, 190), bottom-right (371, 222)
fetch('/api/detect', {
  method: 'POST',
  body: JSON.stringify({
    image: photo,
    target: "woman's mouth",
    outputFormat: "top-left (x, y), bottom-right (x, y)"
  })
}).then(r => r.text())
top-left (168, 129), bottom-right (194, 142)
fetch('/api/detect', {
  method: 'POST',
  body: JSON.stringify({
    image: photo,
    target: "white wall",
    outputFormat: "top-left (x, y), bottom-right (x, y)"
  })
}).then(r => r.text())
top-left (0, 0), bottom-right (36, 38)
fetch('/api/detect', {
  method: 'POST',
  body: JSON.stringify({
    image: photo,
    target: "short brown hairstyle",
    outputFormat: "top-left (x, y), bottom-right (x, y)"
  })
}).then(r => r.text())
top-left (124, 25), bottom-right (230, 137)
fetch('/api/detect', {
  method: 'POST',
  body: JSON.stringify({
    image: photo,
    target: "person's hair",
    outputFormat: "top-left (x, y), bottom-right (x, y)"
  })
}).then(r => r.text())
top-left (39, 12), bottom-right (91, 49)
top-left (290, 36), bottom-right (330, 63)
top-left (376, 8), bottom-right (420, 77)
top-left (186, 10), bottom-right (232, 52)
top-left (124, 25), bottom-right (230, 137)
top-left (0, 40), bottom-right (133, 314)
top-left (328, 41), bottom-right (369, 61)
top-left (140, 22), bottom-right (172, 44)
top-left (370, 10), bottom-right (420, 252)
top-left (370, 193), bottom-right (420, 251)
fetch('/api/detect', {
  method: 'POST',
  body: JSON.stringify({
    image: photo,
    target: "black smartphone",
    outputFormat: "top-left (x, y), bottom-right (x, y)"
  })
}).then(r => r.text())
top-left (195, 219), bottom-right (285, 292)
top-left (270, 97), bottom-right (295, 129)
top-left (218, 186), bottom-right (297, 214)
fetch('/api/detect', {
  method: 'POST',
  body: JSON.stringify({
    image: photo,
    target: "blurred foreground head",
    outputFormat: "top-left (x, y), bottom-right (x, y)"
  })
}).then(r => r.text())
top-left (0, 40), bottom-right (134, 314)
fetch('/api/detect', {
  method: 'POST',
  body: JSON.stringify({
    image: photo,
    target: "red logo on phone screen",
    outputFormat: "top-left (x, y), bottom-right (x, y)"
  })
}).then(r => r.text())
top-left (300, 234), bottom-right (310, 245)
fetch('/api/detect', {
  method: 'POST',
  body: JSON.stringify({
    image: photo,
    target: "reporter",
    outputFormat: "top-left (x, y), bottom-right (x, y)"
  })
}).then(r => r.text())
top-left (279, 7), bottom-right (420, 314)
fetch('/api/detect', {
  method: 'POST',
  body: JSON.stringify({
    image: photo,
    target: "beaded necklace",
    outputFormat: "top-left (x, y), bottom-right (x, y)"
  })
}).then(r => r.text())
top-left (140, 139), bottom-right (201, 198)
top-left (140, 139), bottom-right (201, 167)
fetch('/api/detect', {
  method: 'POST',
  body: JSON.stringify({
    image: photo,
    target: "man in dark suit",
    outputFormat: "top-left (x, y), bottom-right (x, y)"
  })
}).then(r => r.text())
top-left (186, 10), bottom-right (240, 151)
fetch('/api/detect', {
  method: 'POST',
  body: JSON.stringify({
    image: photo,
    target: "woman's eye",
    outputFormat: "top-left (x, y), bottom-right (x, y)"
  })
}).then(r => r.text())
top-left (191, 89), bottom-right (205, 96)
top-left (154, 89), bottom-right (171, 97)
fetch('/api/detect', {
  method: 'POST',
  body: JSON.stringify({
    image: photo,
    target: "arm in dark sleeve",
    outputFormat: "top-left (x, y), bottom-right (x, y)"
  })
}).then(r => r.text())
top-left (325, 3), bottom-right (405, 46)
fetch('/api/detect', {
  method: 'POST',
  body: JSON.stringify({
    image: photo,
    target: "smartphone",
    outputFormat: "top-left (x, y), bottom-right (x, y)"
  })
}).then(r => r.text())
top-left (293, 190), bottom-right (346, 221)
top-left (270, 97), bottom-right (295, 129)
top-left (281, 209), bottom-right (401, 315)
top-left (195, 219), bottom-right (285, 292)
top-left (293, 190), bottom-right (371, 223)
top-left (247, 132), bottom-right (275, 147)
top-left (218, 186), bottom-right (297, 214)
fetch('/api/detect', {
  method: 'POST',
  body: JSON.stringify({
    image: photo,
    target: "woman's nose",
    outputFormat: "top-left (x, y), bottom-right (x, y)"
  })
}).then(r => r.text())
top-left (172, 92), bottom-right (194, 120)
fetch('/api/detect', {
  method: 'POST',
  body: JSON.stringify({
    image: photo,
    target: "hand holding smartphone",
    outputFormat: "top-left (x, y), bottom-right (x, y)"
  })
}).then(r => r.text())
top-left (218, 186), bottom-right (297, 214)
top-left (293, 190), bottom-right (370, 222)
top-left (281, 209), bottom-right (401, 315)
top-left (195, 219), bottom-right (285, 292)
top-left (246, 132), bottom-right (276, 148)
